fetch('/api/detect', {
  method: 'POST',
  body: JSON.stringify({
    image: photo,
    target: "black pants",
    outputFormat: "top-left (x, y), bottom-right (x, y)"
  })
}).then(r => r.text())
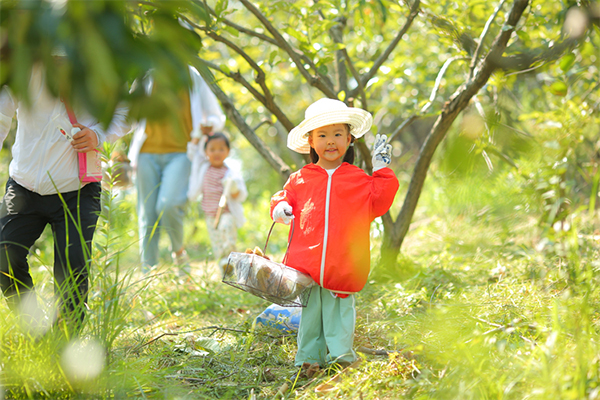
top-left (0, 178), bottom-right (100, 325)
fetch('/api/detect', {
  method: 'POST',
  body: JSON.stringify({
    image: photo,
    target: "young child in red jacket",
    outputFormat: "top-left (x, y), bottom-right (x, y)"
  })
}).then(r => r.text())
top-left (270, 98), bottom-right (399, 374)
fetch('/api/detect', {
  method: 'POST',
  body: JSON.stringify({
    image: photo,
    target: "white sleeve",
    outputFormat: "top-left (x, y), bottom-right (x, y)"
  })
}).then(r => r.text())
top-left (232, 173), bottom-right (248, 203)
top-left (225, 160), bottom-right (247, 203)
top-left (88, 103), bottom-right (131, 145)
top-left (0, 87), bottom-right (17, 151)
top-left (189, 66), bottom-right (226, 137)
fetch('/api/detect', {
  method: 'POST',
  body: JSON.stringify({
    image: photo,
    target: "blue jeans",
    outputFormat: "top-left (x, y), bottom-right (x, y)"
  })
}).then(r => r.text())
top-left (136, 152), bottom-right (191, 268)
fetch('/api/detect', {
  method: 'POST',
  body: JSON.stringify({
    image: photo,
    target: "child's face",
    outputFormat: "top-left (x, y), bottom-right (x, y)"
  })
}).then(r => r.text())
top-left (308, 124), bottom-right (351, 169)
top-left (206, 138), bottom-right (230, 168)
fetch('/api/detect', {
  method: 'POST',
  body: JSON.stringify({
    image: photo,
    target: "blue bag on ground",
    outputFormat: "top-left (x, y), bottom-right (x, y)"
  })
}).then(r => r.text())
top-left (255, 304), bottom-right (302, 333)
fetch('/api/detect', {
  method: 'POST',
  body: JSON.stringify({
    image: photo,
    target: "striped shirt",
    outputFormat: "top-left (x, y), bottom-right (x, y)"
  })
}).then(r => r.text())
top-left (202, 166), bottom-right (229, 216)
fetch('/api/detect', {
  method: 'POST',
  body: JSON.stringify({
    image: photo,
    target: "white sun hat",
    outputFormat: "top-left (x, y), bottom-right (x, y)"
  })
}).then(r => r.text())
top-left (287, 98), bottom-right (373, 154)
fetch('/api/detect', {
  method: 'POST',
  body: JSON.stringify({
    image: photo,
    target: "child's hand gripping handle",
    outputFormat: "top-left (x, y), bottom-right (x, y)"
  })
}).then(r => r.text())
top-left (264, 204), bottom-right (295, 263)
top-left (214, 195), bottom-right (226, 229)
top-left (214, 179), bottom-right (240, 229)
top-left (273, 201), bottom-right (294, 225)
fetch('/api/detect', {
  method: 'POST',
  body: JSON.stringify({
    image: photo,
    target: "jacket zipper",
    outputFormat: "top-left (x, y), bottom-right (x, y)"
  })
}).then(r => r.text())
top-left (319, 172), bottom-right (333, 286)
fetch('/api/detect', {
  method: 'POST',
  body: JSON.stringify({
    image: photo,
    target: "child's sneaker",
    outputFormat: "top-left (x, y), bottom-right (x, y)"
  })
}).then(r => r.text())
top-left (289, 362), bottom-right (321, 383)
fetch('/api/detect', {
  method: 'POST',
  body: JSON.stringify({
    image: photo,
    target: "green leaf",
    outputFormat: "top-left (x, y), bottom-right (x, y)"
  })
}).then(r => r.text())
top-left (79, 22), bottom-right (120, 121)
top-left (186, 1), bottom-right (211, 24)
top-left (549, 81), bottom-right (568, 96)
top-left (219, 64), bottom-right (231, 75)
top-left (559, 53), bottom-right (576, 72)
top-left (298, 42), bottom-right (315, 58)
top-left (215, 0), bottom-right (229, 18)
top-left (318, 55), bottom-right (334, 65)
top-left (222, 25), bottom-right (240, 37)
top-left (516, 30), bottom-right (530, 43)
top-left (329, 42), bottom-right (346, 51)
top-left (376, 0), bottom-right (387, 23)
top-left (194, 337), bottom-right (223, 354)
top-left (284, 27), bottom-right (305, 43)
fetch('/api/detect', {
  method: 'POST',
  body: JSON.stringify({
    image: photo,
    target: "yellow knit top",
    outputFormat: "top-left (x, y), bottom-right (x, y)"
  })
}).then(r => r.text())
top-left (140, 90), bottom-right (193, 154)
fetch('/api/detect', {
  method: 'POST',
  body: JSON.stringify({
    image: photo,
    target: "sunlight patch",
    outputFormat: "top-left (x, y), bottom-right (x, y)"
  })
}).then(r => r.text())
top-left (61, 338), bottom-right (106, 382)
top-left (461, 113), bottom-right (485, 140)
top-left (564, 7), bottom-right (588, 39)
top-left (17, 292), bottom-right (56, 338)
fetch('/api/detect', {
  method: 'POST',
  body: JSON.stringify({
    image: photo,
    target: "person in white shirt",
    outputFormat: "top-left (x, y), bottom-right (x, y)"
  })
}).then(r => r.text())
top-left (0, 64), bottom-right (129, 331)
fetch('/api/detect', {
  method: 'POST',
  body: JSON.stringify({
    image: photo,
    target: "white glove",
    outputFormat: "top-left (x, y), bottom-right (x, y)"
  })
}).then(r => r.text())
top-left (190, 126), bottom-right (201, 139)
top-left (272, 201), bottom-right (294, 225)
top-left (371, 134), bottom-right (392, 172)
top-left (186, 141), bottom-right (199, 161)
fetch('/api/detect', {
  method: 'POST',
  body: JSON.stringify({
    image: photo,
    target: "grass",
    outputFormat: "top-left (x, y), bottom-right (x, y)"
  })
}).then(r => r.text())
top-left (0, 143), bottom-right (599, 400)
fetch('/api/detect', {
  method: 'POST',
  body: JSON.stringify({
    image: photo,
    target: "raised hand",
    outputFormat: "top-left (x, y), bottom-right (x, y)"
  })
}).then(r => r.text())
top-left (371, 134), bottom-right (392, 172)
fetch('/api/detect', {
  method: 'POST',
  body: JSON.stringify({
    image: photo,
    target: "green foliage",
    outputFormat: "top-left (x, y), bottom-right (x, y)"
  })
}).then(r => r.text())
top-left (0, 0), bottom-right (209, 126)
top-left (182, 0), bottom-right (598, 242)
top-left (87, 144), bottom-right (143, 352)
top-left (358, 180), bottom-right (600, 399)
top-left (0, 119), bottom-right (598, 399)
top-left (0, 1), bottom-right (599, 398)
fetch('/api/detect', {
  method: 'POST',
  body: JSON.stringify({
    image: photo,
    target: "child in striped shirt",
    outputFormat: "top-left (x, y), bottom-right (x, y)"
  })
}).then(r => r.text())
top-left (188, 132), bottom-right (247, 272)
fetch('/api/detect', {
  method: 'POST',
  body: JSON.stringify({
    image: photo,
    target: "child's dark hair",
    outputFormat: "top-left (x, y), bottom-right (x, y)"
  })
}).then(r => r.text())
top-left (309, 124), bottom-right (355, 165)
top-left (204, 132), bottom-right (230, 149)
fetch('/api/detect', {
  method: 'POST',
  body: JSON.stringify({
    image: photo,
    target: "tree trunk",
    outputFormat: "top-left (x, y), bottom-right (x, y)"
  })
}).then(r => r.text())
top-left (381, 0), bottom-right (530, 266)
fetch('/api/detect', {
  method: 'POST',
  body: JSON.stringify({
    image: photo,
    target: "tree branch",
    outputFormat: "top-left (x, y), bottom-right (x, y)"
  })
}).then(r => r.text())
top-left (493, 36), bottom-right (579, 71)
top-left (218, 16), bottom-right (279, 46)
top-left (182, 16), bottom-right (296, 131)
top-left (391, 0), bottom-right (530, 249)
top-left (199, 59), bottom-right (268, 110)
top-left (192, 61), bottom-right (292, 180)
top-left (421, 56), bottom-right (470, 114)
top-left (200, 0), bottom-right (332, 88)
top-left (297, 8), bottom-right (363, 110)
top-left (503, 60), bottom-right (547, 76)
top-left (330, 17), bottom-right (348, 95)
top-left (356, 139), bottom-right (373, 171)
top-left (189, 19), bottom-right (267, 87)
top-left (342, 49), bottom-right (368, 108)
top-left (468, 0), bottom-right (508, 83)
top-left (389, 115), bottom-right (418, 142)
top-left (238, 0), bottom-right (337, 98)
top-left (350, 0), bottom-right (420, 99)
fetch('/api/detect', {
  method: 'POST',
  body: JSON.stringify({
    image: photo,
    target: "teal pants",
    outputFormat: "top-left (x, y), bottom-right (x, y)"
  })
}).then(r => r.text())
top-left (295, 286), bottom-right (357, 367)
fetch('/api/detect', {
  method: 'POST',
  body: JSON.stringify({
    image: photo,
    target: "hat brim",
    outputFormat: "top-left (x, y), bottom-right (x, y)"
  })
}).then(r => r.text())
top-left (287, 108), bottom-right (373, 154)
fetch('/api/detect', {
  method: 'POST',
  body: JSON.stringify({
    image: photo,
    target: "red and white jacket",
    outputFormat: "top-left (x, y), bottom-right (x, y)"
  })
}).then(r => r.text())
top-left (270, 163), bottom-right (399, 297)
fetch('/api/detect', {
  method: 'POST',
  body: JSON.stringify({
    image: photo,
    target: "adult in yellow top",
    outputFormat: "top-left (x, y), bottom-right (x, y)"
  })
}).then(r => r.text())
top-left (128, 66), bottom-right (225, 273)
